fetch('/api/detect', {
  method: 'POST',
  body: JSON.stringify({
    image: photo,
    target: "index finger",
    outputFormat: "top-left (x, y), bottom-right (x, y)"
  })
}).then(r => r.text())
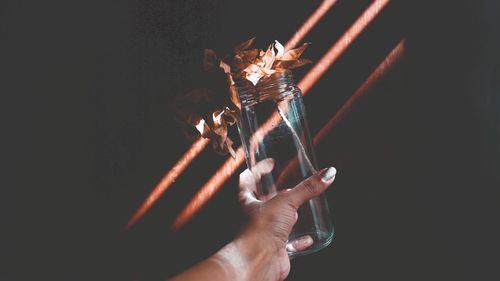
top-left (238, 158), bottom-right (275, 192)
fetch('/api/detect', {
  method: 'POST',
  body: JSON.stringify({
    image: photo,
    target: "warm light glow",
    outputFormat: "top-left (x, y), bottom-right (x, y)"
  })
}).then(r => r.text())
top-left (285, 0), bottom-right (339, 51)
top-left (171, 1), bottom-right (392, 231)
top-left (172, 147), bottom-right (246, 231)
top-left (125, 138), bottom-right (210, 229)
top-left (298, 0), bottom-right (391, 94)
top-left (126, 1), bottom-right (345, 229)
top-left (313, 40), bottom-right (405, 143)
top-left (276, 40), bottom-right (405, 186)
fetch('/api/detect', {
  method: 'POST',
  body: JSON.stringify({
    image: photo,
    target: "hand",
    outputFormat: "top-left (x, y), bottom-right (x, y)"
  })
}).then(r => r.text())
top-left (227, 159), bottom-right (337, 281)
top-left (169, 160), bottom-right (336, 281)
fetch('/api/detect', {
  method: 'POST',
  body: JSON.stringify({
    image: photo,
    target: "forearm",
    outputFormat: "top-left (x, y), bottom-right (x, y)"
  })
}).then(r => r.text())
top-left (167, 254), bottom-right (236, 281)
top-left (168, 231), bottom-right (271, 281)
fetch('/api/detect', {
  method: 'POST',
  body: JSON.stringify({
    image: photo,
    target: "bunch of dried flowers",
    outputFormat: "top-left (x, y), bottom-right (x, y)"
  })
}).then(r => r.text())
top-left (174, 38), bottom-right (311, 157)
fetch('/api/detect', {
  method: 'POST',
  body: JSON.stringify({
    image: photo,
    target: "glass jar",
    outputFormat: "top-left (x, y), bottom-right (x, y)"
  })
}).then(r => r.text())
top-left (235, 70), bottom-right (334, 257)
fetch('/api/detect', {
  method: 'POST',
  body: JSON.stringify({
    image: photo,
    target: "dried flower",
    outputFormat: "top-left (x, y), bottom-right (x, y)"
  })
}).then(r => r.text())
top-left (174, 38), bottom-right (312, 157)
top-left (242, 40), bottom-right (311, 85)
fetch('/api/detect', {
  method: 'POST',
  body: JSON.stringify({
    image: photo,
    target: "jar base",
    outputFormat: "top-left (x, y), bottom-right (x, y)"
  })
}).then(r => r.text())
top-left (287, 230), bottom-right (334, 257)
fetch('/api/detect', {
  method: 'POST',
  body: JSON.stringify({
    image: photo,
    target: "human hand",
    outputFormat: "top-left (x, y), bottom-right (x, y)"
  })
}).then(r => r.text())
top-left (232, 159), bottom-right (336, 281)
top-left (170, 159), bottom-right (336, 281)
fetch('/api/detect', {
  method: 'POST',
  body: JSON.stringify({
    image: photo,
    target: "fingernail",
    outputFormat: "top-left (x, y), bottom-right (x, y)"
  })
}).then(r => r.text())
top-left (286, 236), bottom-right (314, 252)
top-left (296, 235), bottom-right (313, 247)
top-left (320, 167), bottom-right (337, 182)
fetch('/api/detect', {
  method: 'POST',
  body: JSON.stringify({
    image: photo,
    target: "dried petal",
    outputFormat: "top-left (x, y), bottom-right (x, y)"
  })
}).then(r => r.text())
top-left (243, 64), bottom-right (265, 85)
top-left (219, 60), bottom-right (231, 74)
top-left (231, 48), bottom-right (259, 73)
top-left (239, 49), bottom-right (259, 62)
top-left (229, 86), bottom-right (241, 110)
top-left (212, 110), bottom-right (224, 126)
top-left (281, 43), bottom-right (310, 61)
top-left (275, 58), bottom-right (312, 70)
top-left (223, 107), bottom-right (239, 125)
top-left (246, 71), bottom-right (263, 85)
top-left (274, 40), bottom-right (285, 58)
top-left (194, 118), bottom-right (206, 134)
top-left (234, 37), bottom-right (256, 51)
top-left (258, 65), bottom-right (276, 76)
top-left (225, 137), bottom-right (236, 158)
top-left (262, 43), bottom-right (276, 69)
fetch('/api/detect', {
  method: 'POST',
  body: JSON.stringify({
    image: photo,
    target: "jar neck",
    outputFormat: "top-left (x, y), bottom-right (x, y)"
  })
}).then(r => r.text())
top-left (235, 70), bottom-right (299, 106)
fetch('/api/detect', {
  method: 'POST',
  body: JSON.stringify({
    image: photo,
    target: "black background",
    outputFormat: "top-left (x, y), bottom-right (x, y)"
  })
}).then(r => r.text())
top-left (4, 0), bottom-right (500, 280)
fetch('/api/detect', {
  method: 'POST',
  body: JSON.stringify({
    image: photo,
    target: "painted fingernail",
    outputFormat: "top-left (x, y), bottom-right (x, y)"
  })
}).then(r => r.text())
top-left (286, 235), bottom-right (314, 252)
top-left (320, 167), bottom-right (337, 182)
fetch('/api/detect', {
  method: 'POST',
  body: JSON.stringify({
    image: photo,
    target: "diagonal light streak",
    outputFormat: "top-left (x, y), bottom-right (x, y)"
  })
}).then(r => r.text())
top-left (285, 0), bottom-right (339, 51)
top-left (126, 138), bottom-right (210, 229)
top-left (313, 40), bottom-right (405, 143)
top-left (299, 0), bottom-right (390, 93)
top-left (276, 39), bottom-right (405, 186)
top-left (126, 0), bottom-right (341, 229)
top-left (171, 0), bottom-right (392, 231)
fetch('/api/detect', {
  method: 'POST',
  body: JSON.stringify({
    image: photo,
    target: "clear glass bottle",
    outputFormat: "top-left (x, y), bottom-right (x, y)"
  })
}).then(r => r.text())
top-left (235, 70), bottom-right (334, 257)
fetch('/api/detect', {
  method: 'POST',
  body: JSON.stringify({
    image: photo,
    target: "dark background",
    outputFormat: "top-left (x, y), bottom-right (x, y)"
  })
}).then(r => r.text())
top-left (4, 0), bottom-right (499, 280)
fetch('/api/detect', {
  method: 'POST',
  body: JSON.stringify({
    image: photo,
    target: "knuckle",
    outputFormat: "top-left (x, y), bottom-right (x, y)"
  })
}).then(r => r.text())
top-left (302, 179), bottom-right (318, 195)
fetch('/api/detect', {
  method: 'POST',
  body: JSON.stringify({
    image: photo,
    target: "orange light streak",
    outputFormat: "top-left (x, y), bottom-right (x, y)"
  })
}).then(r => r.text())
top-left (171, 147), bottom-right (246, 231)
top-left (298, 0), bottom-right (390, 94)
top-left (125, 138), bottom-right (210, 229)
top-left (284, 0), bottom-right (339, 50)
top-left (171, 1), bottom-right (391, 231)
top-left (127, 1), bottom-right (342, 229)
top-left (314, 40), bottom-right (405, 143)
top-left (276, 40), bottom-right (405, 186)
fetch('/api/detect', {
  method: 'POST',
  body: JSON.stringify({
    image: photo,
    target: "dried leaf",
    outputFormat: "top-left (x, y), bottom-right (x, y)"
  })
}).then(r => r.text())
top-left (262, 43), bottom-right (276, 69)
top-left (203, 49), bottom-right (219, 71)
top-left (223, 107), bottom-right (240, 125)
top-left (225, 137), bottom-right (236, 158)
top-left (176, 38), bottom-right (312, 157)
top-left (275, 58), bottom-right (312, 70)
top-left (229, 85), bottom-right (241, 110)
top-left (231, 49), bottom-right (259, 73)
top-left (245, 71), bottom-right (263, 86)
top-left (274, 40), bottom-right (285, 58)
top-left (234, 49), bottom-right (259, 65)
top-left (219, 60), bottom-right (231, 74)
top-left (234, 37), bottom-right (256, 51)
top-left (281, 43), bottom-right (310, 61)
top-left (243, 64), bottom-right (263, 85)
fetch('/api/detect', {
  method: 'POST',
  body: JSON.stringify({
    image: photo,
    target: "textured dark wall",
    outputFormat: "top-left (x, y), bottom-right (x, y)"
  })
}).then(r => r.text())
top-left (5, 0), bottom-right (499, 280)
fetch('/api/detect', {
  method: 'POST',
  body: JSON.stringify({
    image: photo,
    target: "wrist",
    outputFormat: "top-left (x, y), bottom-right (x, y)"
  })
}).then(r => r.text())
top-left (214, 230), bottom-right (273, 281)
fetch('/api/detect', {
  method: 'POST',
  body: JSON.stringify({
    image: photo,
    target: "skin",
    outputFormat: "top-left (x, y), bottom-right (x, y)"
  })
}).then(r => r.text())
top-left (169, 159), bottom-right (336, 281)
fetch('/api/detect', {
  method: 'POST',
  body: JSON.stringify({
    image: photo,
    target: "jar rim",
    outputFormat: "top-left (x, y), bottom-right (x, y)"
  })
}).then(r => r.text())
top-left (235, 70), bottom-right (300, 106)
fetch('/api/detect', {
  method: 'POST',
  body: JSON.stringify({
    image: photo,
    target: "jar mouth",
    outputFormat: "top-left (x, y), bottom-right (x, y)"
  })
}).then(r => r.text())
top-left (235, 70), bottom-right (299, 106)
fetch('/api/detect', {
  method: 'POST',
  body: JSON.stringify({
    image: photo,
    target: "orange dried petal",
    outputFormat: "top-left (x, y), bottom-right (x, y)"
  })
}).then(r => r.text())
top-left (234, 37), bottom-right (256, 51)
top-left (281, 43), bottom-right (310, 61)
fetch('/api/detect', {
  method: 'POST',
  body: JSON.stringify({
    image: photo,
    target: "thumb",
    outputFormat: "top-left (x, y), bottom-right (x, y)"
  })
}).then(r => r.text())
top-left (282, 167), bottom-right (336, 209)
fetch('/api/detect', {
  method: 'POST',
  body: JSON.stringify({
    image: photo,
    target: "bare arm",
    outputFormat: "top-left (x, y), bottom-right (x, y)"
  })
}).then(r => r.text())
top-left (169, 160), bottom-right (336, 281)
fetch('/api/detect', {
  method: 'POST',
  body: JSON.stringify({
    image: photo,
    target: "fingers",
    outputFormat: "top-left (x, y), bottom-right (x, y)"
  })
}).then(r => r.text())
top-left (238, 158), bottom-right (275, 205)
top-left (281, 167), bottom-right (336, 210)
top-left (250, 158), bottom-right (274, 182)
top-left (238, 158), bottom-right (274, 192)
